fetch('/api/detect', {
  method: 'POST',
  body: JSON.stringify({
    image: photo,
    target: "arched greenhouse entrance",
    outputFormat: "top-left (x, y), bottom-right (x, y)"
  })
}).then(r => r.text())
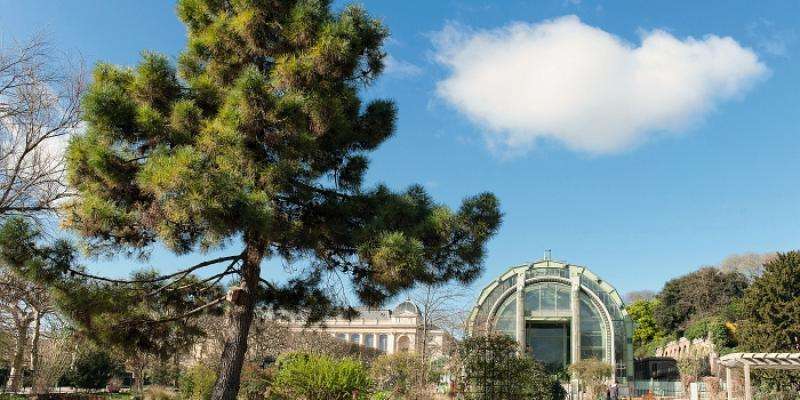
top-left (467, 256), bottom-right (635, 382)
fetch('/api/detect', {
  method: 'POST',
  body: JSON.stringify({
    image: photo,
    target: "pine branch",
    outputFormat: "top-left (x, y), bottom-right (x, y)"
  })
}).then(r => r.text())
top-left (67, 254), bottom-right (243, 285)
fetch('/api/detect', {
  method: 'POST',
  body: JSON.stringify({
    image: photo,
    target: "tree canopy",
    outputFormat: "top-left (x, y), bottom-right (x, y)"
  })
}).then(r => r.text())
top-left (737, 252), bottom-right (800, 353)
top-left (654, 267), bottom-right (748, 333)
top-left (59, 1), bottom-right (502, 399)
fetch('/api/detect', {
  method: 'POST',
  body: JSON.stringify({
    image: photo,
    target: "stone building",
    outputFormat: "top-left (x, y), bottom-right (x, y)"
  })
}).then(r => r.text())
top-left (468, 256), bottom-right (635, 382)
top-left (285, 300), bottom-right (449, 356)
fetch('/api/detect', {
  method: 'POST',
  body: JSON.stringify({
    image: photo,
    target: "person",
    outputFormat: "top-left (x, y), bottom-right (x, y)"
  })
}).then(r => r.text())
top-left (610, 382), bottom-right (619, 400)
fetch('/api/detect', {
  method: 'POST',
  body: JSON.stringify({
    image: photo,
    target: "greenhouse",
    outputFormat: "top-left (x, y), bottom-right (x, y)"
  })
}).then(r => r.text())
top-left (468, 255), bottom-right (635, 382)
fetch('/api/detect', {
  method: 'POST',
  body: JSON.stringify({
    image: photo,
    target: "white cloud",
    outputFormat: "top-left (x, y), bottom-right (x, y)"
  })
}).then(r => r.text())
top-left (747, 19), bottom-right (796, 58)
top-left (384, 54), bottom-right (423, 78)
top-left (433, 16), bottom-right (768, 155)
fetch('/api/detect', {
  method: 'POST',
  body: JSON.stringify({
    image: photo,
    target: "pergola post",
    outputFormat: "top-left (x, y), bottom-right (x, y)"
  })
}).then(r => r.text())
top-left (743, 364), bottom-right (751, 400)
top-left (725, 367), bottom-right (733, 400)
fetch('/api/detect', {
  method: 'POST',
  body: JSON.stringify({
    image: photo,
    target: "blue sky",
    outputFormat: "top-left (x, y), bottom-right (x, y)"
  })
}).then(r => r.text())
top-left (1, 0), bottom-right (798, 305)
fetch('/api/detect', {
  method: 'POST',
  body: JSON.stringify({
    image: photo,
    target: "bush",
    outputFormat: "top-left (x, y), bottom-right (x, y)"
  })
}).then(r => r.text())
top-left (568, 359), bottom-right (614, 400)
top-left (684, 316), bottom-right (734, 348)
top-left (271, 353), bottom-right (371, 400)
top-left (369, 353), bottom-right (425, 397)
top-left (65, 349), bottom-right (124, 389)
top-left (238, 362), bottom-right (274, 400)
top-left (144, 385), bottom-right (178, 400)
top-left (179, 364), bottom-right (217, 400)
top-left (456, 335), bottom-right (564, 400)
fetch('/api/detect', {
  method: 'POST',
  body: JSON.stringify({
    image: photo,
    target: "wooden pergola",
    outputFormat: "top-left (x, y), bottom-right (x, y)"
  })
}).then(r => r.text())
top-left (719, 353), bottom-right (800, 400)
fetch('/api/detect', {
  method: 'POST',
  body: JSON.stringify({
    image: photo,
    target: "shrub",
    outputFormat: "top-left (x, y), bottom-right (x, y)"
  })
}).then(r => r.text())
top-left (271, 353), bottom-right (371, 400)
top-left (568, 359), bottom-right (613, 400)
top-left (456, 335), bottom-right (564, 400)
top-left (179, 364), bottom-right (217, 400)
top-left (65, 349), bottom-right (124, 389)
top-left (369, 353), bottom-right (425, 397)
top-left (144, 385), bottom-right (178, 400)
top-left (684, 316), bottom-right (734, 348)
top-left (238, 362), bottom-right (274, 400)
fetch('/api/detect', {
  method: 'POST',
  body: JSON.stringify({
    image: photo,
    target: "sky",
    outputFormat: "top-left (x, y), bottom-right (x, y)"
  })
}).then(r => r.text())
top-left (1, 0), bottom-right (798, 307)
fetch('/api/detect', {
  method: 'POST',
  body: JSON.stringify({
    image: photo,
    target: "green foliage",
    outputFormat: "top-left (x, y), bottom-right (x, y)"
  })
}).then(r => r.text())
top-left (369, 353), bottom-right (424, 397)
top-left (627, 299), bottom-right (669, 357)
top-left (271, 353), bottom-right (371, 400)
top-left (736, 251), bottom-right (800, 391)
top-left (237, 362), bottom-right (274, 400)
top-left (63, 1), bottom-right (502, 398)
top-left (654, 267), bottom-right (748, 333)
top-left (179, 364), bottom-right (218, 400)
top-left (457, 335), bottom-right (564, 400)
top-left (65, 348), bottom-right (124, 389)
top-left (66, 0), bottom-right (502, 309)
top-left (0, 218), bottom-right (219, 372)
top-left (738, 251), bottom-right (800, 352)
top-left (684, 316), bottom-right (735, 348)
top-left (568, 359), bottom-right (614, 400)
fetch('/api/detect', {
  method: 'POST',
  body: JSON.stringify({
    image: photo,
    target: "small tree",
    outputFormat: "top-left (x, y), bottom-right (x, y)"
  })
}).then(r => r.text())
top-left (412, 283), bottom-right (466, 381)
top-left (0, 35), bottom-right (83, 218)
top-left (457, 335), bottom-right (563, 400)
top-left (676, 348), bottom-right (709, 394)
top-left (369, 352), bottom-right (426, 398)
top-left (65, 348), bottom-right (124, 390)
top-left (568, 359), bottom-right (613, 400)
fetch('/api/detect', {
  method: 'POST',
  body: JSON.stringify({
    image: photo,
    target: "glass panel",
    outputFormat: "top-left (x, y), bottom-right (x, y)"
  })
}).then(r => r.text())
top-left (541, 284), bottom-right (556, 312)
top-left (557, 286), bottom-right (571, 311)
top-left (336, 333), bottom-right (346, 341)
top-left (364, 334), bottom-right (374, 348)
top-left (493, 295), bottom-right (517, 338)
top-left (350, 333), bottom-right (360, 344)
top-left (525, 286), bottom-right (541, 313)
top-left (579, 293), bottom-right (605, 361)
top-left (526, 321), bottom-right (570, 373)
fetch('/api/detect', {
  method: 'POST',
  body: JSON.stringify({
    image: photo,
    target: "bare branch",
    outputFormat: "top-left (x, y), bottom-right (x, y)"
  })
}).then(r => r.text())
top-left (0, 35), bottom-right (85, 219)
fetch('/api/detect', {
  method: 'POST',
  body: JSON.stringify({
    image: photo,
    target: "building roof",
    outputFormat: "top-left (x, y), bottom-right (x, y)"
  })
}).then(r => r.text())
top-left (719, 353), bottom-right (800, 369)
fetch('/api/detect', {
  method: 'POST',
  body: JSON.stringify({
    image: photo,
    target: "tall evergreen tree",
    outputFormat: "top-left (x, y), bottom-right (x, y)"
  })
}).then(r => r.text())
top-left (63, 1), bottom-right (502, 399)
top-left (738, 251), bottom-right (800, 352)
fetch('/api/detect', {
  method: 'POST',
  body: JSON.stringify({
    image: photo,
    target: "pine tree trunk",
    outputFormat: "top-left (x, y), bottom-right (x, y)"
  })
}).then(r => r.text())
top-left (210, 239), bottom-right (264, 400)
top-left (8, 318), bottom-right (30, 392)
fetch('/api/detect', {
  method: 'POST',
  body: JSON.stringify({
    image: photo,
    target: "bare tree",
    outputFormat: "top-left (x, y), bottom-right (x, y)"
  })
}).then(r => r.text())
top-left (625, 289), bottom-right (656, 303)
top-left (412, 283), bottom-right (468, 382)
top-left (0, 35), bottom-right (83, 218)
top-left (717, 252), bottom-right (777, 281)
top-left (0, 267), bottom-right (53, 392)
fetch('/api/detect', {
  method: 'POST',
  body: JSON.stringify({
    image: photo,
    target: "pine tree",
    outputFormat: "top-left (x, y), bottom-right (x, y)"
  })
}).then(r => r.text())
top-left (738, 251), bottom-right (800, 352)
top-left (63, 1), bottom-right (502, 399)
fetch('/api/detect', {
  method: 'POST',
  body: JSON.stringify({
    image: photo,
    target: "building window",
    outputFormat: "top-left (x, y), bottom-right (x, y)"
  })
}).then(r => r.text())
top-left (350, 333), bottom-right (360, 344)
top-left (335, 333), bottom-right (346, 341)
top-left (378, 335), bottom-right (388, 352)
top-left (397, 336), bottom-right (411, 352)
top-left (364, 334), bottom-right (374, 348)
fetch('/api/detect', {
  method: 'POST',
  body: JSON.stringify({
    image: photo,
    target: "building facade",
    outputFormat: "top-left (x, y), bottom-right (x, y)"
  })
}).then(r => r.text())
top-left (286, 300), bottom-right (449, 356)
top-left (468, 257), bottom-right (634, 382)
